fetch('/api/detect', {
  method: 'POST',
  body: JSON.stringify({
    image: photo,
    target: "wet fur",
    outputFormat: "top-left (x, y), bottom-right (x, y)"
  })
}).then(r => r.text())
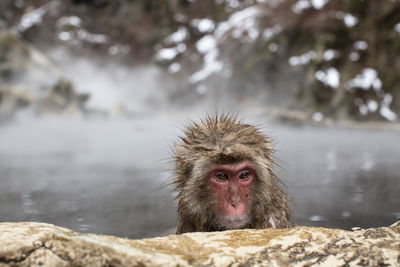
top-left (172, 114), bottom-right (294, 233)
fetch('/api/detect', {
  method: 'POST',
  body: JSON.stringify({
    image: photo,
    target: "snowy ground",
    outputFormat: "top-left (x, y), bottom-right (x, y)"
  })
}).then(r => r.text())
top-left (0, 115), bottom-right (399, 238)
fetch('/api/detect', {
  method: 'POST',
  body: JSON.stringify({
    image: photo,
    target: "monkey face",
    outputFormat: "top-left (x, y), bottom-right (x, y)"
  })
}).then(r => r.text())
top-left (207, 161), bottom-right (256, 229)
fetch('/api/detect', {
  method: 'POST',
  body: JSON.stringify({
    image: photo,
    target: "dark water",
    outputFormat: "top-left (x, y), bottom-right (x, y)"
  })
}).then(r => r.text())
top-left (0, 116), bottom-right (399, 238)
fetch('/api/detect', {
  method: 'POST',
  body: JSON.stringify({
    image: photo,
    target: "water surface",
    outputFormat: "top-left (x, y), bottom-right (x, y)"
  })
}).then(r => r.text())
top-left (0, 116), bottom-right (399, 238)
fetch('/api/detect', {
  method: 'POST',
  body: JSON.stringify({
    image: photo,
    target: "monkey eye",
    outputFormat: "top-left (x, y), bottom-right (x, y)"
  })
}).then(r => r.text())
top-left (239, 171), bottom-right (250, 180)
top-left (216, 172), bottom-right (229, 181)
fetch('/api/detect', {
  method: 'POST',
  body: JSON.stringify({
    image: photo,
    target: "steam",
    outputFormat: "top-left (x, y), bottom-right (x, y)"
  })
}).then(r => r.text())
top-left (48, 48), bottom-right (172, 115)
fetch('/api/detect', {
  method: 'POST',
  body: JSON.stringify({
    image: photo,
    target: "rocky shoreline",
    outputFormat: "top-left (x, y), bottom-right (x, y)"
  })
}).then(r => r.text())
top-left (0, 221), bottom-right (399, 266)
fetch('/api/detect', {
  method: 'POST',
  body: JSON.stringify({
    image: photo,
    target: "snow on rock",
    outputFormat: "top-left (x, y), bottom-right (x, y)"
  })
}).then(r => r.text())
top-left (289, 50), bottom-right (316, 66)
top-left (315, 67), bottom-right (340, 88)
top-left (16, 7), bottom-right (47, 32)
top-left (15, 1), bottom-right (60, 33)
top-left (56, 16), bottom-right (82, 28)
top-left (380, 94), bottom-right (398, 121)
top-left (346, 68), bottom-right (382, 91)
top-left (185, 6), bottom-right (265, 83)
top-left (215, 6), bottom-right (261, 39)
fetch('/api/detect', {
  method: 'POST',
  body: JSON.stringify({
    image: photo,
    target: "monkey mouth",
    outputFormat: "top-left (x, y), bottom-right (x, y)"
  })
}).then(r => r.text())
top-left (218, 215), bottom-right (249, 229)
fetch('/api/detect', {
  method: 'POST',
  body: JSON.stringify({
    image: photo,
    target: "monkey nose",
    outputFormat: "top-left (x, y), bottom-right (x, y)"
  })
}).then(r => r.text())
top-left (230, 202), bottom-right (238, 208)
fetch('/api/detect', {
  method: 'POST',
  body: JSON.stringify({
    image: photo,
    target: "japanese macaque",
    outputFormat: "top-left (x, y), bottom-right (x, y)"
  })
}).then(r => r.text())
top-left (172, 114), bottom-right (293, 234)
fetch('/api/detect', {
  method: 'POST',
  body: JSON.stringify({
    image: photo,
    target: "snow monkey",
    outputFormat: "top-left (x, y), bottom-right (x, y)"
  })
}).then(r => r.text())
top-left (172, 114), bottom-right (293, 234)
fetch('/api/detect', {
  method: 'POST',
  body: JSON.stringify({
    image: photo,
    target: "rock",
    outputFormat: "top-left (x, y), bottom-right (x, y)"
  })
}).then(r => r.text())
top-left (0, 86), bottom-right (32, 120)
top-left (36, 79), bottom-right (89, 117)
top-left (0, 222), bottom-right (399, 266)
top-left (0, 30), bottom-right (88, 119)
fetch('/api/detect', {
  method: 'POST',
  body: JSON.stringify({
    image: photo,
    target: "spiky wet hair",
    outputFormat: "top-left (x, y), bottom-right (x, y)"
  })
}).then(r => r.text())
top-left (172, 114), bottom-right (293, 233)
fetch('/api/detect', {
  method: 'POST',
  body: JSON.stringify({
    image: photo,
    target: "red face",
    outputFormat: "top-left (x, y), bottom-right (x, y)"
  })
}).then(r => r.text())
top-left (207, 161), bottom-right (255, 229)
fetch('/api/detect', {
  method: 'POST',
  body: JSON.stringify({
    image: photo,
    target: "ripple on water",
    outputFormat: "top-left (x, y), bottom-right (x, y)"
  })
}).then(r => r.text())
top-left (21, 191), bottom-right (40, 215)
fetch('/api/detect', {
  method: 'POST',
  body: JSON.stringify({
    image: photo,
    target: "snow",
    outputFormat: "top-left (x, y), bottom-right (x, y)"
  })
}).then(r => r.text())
top-left (343, 13), bottom-right (358, 27)
top-left (174, 13), bottom-right (187, 23)
top-left (380, 107), bottom-right (397, 121)
top-left (312, 112), bottom-right (324, 122)
top-left (189, 35), bottom-right (222, 83)
top-left (347, 68), bottom-right (382, 91)
top-left (349, 52), bottom-right (360, 61)
top-left (354, 98), bottom-right (379, 116)
top-left (57, 16), bottom-right (82, 28)
top-left (77, 30), bottom-right (108, 44)
top-left (58, 31), bottom-right (73, 41)
top-left (195, 35), bottom-right (217, 54)
top-left (315, 68), bottom-right (340, 88)
top-left (367, 100), bottom-right (378, 113)
top-left (346, 69), bottom-right (397, 121)
top-left (354, 40), bottom-right (368, 50)
top-left (311, 0), bottom-right (329, 10)
top-left (293, 0), bottom-right (330, 12)
top-left (156, 47), bottom-right (179, 61)
top-left (187, 34), bottom-right (223, 83)
top-left (323, 49), bottom-right (337, 61)
top-left (176, 43), bottom-right (187, 53)
top-left (395, 22), bottom-right (400, 33)
top-left (165, 27), bottom-right (188, 44)
top-left (168, 62), bottom-right (181, 73)
top-left (191, 18), bottom-right (215, 33)
top-left (289, 51), bottom-right (316, 66)
top-left (268, 43), bottom-right (279, 52)
top-left (380, 94), bottom-right (398, 121)
top-left (188, 48), bottom-right (223, 83)
top-left (262, 25), bottom-right (282, 40)
top-left (214, 6), bottom-right (261, 39)
top-left (17, 7), bottom-right (46, 32)
top-left (292, 0), bottom-right (311, 14)
top-left (108, 44), bottom-right (130, 56)
top-left (359, 104), bottom-right (368, 116)
top-left (226, 0), bottom-right (240, 8)
top-left (14, 0), bottom-right (24, 8)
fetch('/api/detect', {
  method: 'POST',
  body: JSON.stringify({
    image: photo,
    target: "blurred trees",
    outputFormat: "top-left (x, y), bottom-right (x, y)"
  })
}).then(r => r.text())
top-left (253, 0), bottom-right (400, 121)
top-left (1, 0), bottom-right (399, 121)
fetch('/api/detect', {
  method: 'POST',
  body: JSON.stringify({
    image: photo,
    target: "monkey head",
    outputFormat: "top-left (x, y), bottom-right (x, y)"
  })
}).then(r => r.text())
top-left (172, 114), bottom-right (293, 233)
